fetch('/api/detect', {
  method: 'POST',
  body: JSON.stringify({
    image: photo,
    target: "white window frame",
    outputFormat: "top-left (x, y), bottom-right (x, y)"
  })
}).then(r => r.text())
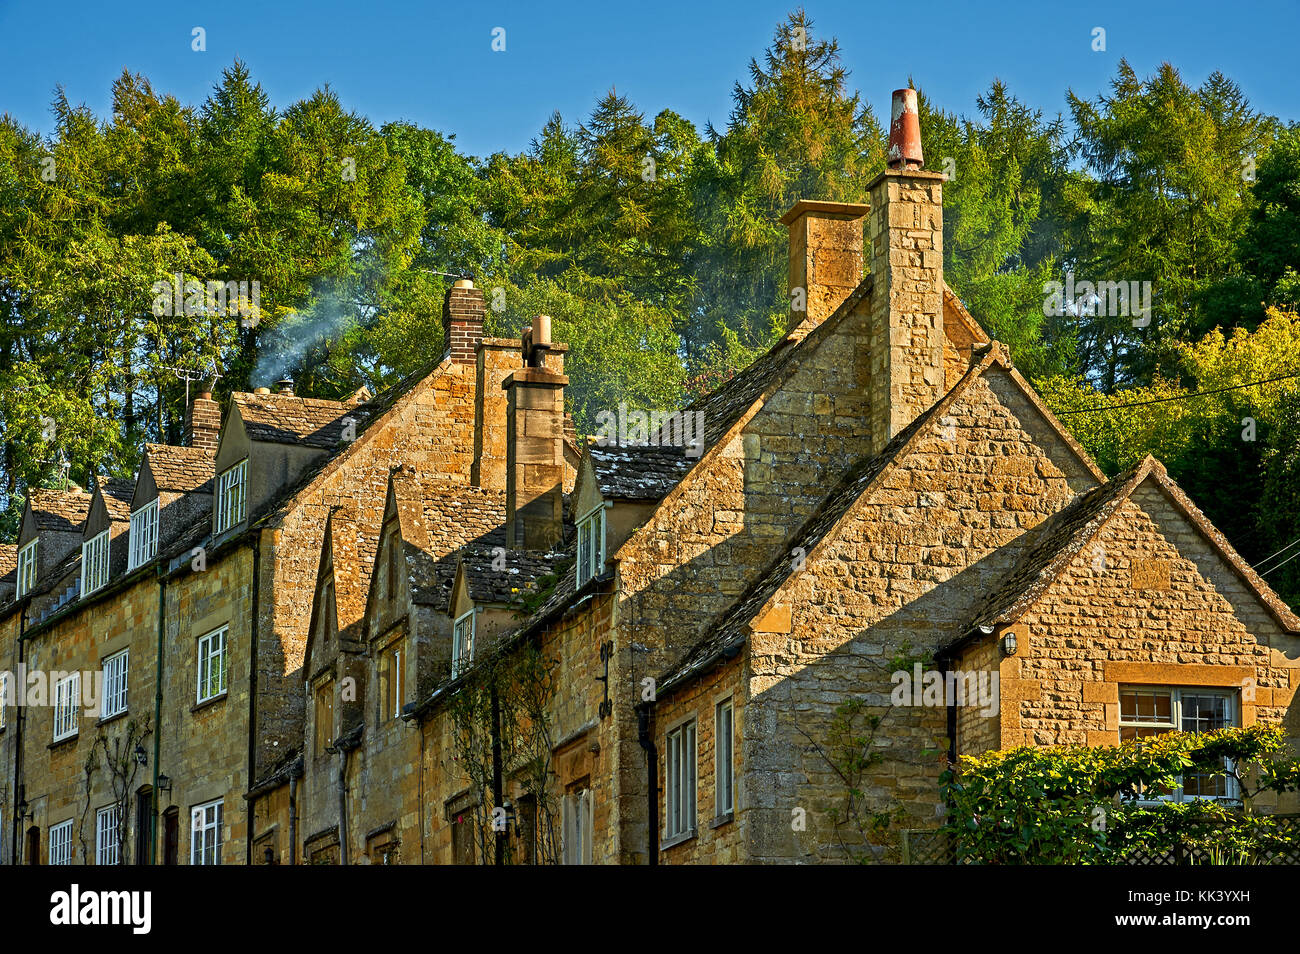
top-left (190, 799), bottom-right (223, 865)
top-left (49, 819), bottom-right (74, 865)
top-left (715, 697), bottom-right (735, 817)
top-left (383, 640), bottom-right (404, 721)
top-left (562, 788), bottom-right (593, 865)
top-left (80, 529), bottom-right (110, 596)
top-left (214, 459), bottom-right (247, 533)
top-left (452, 610), bottom-right (475, 678)
top-left (16, 539), bottom-right (37, 597)
top-left (576, 504), bottom-right (606, 587)
top-left (665, 718), bottom-right (697, 842)
top-left (197, 626), bottom-right (229, 704)
top-left (102, 648), bottom-right (129, 719)
top-left (53, 672), bottom-right (80, 742)
top-left (1119, 686), bottom-right (1239, 802)
top-left (96, 803), bottom-right (120, 865)
top-left (128, 498), bottom-right (159, 570)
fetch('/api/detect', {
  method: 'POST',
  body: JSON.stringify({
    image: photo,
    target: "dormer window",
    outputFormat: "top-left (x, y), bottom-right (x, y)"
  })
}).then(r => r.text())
top-left (576, 505), bottom-right (606, 587)
top-left (81, 530), bottom-right (110, 597)
top-left (128, 499), bottom-right (159, 570)
top-left (452, 610), bottom-right (475, 678)
top-left (16, 540), bottom-right (37, 598)
top-left (215, 460), bottom-right (247, 533)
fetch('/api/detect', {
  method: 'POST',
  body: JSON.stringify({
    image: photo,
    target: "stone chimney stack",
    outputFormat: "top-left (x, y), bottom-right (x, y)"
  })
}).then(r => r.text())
top-left (184, 392), bottom-right (222, 456)
top-left (444, 279), bottom-right (486, 365)
top-left (502, 316), bottom-right (568, 550)
top-left (864, 88), bottom-right (947, 452)
top-left (780, 199), bottom-right (870, 331)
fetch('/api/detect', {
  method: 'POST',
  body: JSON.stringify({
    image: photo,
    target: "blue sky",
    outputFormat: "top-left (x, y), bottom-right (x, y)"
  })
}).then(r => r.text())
top-left (1, 0), bottom-right (1296, 157)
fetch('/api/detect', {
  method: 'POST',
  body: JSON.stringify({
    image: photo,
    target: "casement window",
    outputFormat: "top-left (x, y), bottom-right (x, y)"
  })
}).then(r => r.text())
top-left (16, 539), bottom-right (37, 598)
top-left (665, 719), bottom-right (697, 842)
top-left (96, 804), bottom-right (120, 865)
top-left (452, 610), bottom-right (475, 678)
top-left (53, 672), bottom-right (80, 742)
top-left (715, 697), bottom-right (735, 817)
top-left (80, 529), bottom-right (110, 596)
top-left (196, 626), bottom-right (229, 703)
top-left (562, 788), bottom-right (593, 865)
top-left (1119, 686), bottom-right (1239, 800)
top-left (382, 641), bottom-right (404, 721)
top-left (576, 505), bottom-right (606, 587)
top-left (214, 459), bottom-right (247, 533)
top-left (190, 800), bottom-right (223, 865)
top-left (128, 499), bottom-right (159, 570)
top-left (49, 819), bottom-right (73, 865)
top-left (0, 671), bottom-right (9, 730)
top-left (314, 681), bottom-right (334, 756)
top-left (102, 649), bottom-right (129, 719)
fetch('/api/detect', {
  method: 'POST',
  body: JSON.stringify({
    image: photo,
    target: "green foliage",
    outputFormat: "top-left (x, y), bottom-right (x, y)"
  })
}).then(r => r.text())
top-left (1039, 308), bottom-right (1300, 604)
top-left (941, 724), bottom-right (1300, 864)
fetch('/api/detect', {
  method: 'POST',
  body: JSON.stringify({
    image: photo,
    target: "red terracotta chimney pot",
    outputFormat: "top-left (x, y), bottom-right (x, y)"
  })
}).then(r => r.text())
top-left (887, 88), bottom-right (924, 170)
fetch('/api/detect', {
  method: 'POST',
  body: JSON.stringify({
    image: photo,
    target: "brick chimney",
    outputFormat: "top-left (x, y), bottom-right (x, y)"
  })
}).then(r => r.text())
top-left (780, 199), bottom-right (870, 331)
top-left (502, 316), bottom-right (568, 550)
top-left (443, 279), bottom-right (486, 365)
top-left (184, 392), bottom-right (222, 456)
top-left (864, 88), bottom-right (947, 453)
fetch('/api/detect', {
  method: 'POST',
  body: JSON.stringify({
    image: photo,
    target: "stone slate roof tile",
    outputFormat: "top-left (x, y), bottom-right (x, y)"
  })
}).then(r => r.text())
top-left (589, 442), bottom-right (694, 502)
top-left (233, 391), bottom-right (370, 450)
top-left (458, 543), bottom-right (563, 606)
top-left (144, 444), bottom-right (216, 494)
top-left (99, 477), bottom-right (136, 522)
top-left (28, 488), bottom-right (92, 534)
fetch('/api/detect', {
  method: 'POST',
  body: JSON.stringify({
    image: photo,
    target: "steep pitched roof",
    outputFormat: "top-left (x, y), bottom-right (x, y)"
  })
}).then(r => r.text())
top-left (383, 470), bottom-right (510, 611)
top-left (144, 444), bottom-right (215, 494)
top-left (655, 344), bottom-right (1107, 695)
top-left (28, 488), bottom-right (92, 534)
top-left (456, 544), bottom-right (563, 606)
top-left (98, 477), bottom-right (136, 522)
top-left (588, 442), bottom-right (694, 502)
top-left (232, 391), bottom-right (368, 449)
top-left (956, 455), bottom-right (1300, 641)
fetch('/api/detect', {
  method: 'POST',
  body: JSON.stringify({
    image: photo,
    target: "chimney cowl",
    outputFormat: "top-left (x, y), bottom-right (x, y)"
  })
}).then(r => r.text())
top-left (274, 378), bottom-right (295, 395)
top-left (887, 88), bottom-right (924, 170)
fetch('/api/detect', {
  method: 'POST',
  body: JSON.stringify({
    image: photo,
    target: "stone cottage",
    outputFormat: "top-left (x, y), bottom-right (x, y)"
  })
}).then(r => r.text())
top-left (3, 90), bottom-right (1298, 865)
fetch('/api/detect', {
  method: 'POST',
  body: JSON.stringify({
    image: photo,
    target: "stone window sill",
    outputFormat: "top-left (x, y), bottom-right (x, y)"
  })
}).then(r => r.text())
top-left (661, 828), bottom-right (697, 851)
top-left (96, 710), bottom-right (128, 729)
top-left (48, 732), bottom-right (79, 751)
top-left (191, 692), bottom-right (227, 714)
top-left (710, 811), bottom-right (734, 830)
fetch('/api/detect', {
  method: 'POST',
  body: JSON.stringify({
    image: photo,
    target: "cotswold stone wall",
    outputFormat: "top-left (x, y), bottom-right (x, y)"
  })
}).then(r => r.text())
top-left (743, 366), bottom-right (1097, 862)
top-left (654, 655), bottom-right (747, 865)
top-left (1000, 485), bottom-right (1300, 751)
top-left (258, 361), bottom-right (478, 777)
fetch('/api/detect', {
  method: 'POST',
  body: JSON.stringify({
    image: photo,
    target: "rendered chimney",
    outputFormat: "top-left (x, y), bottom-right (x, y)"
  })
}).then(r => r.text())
top-left (780, 199), bottom-right (870, 331)
top-left (865, 87), bottom-right (946, 453)
top-left (183, 391), bottom-right (222, 456)
top-left (444, 278), bottom-right (486, 365)
top-left (502, 344), bottom-right (568, 550)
